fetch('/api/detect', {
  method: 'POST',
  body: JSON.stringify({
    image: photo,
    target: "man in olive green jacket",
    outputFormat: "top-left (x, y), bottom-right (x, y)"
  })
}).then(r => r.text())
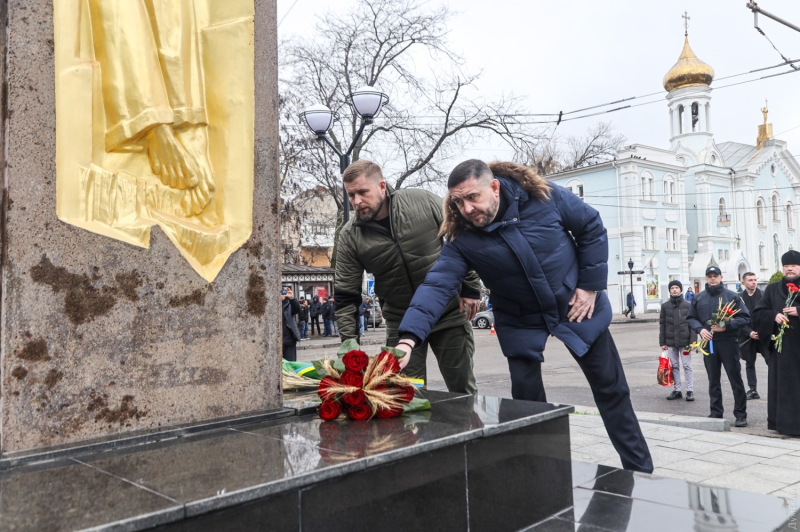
top-left (335, 159), bottom-right (479, 393)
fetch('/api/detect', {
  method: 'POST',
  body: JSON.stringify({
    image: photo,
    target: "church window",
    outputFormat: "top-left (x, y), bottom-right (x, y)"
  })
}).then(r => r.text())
top-left (640, 173), bottom-right (654, 201)
top-left (772, 163), bottom-right (777, 176)
top-left (759, 241), bottom-right (766, 269)
top-left (772, 194), bottom-right (781, 222)
top-left (663, 179), bottom-right (675, 203)
top-left (644, 226), bottom-right (657, 250)
top-left (666, 228), bottom-right (678, 251)
top-left (788, 203), bottom-right (794, 230)
top-left (691, 102), bottom-right (699, 131)
top-left (774, 234), bottom-right (781, 271)
top-left (718, 198), bottom-right (726, 216)
top-left (757, 198), bottom-right (765, 226)
top-left (566, 179), bottom-right (584, 200)
top-left (677, 105), bottom-right (684, 135)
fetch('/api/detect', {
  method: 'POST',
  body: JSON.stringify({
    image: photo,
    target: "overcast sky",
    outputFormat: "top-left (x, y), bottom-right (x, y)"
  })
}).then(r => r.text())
top-left (278, 0), bottom-right (800, 162)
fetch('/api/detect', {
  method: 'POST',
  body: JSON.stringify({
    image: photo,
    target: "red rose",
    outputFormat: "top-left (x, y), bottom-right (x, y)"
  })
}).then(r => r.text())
top-left (340, 371), bottom-right (364, 388)
top-left (376, 406), bottom-right (403, 419)
top-left (377, 351), bottom-right (400, 374)
top-left (347, 403), bottom-right (372, 421)
top-left (397, 385), bottom-right (415, 403)
top-left (343, 389), bottom-right (366, 406)
top-left (318, 399), bottom-right (342, 420)
top-left (317, 376), bottom-right (340, 399)
top-left (342, 350), bottom-right (369, 373)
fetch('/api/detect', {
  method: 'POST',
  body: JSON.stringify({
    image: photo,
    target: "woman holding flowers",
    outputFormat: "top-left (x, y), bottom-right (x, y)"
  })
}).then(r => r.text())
top-left (686, 266), bottom-right (751, 427)
top-left (753, 250), bottom-right (800, 435)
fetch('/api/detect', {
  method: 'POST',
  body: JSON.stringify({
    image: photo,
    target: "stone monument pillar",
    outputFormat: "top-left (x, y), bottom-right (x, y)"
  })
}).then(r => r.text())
top-left (0, 0), bottom-right (281, 453)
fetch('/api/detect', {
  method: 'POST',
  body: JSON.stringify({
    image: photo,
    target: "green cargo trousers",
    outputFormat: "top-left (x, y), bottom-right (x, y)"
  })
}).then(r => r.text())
top-left (385, 319), bottom-right (477, 394)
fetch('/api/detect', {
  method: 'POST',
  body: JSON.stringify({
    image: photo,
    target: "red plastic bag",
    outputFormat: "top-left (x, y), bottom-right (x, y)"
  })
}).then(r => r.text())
top-left (657, 350), bottom-right (673, 387)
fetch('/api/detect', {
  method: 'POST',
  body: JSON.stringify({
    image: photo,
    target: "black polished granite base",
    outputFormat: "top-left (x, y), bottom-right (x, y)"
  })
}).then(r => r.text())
top-left (0, 391), bottom-right (795, 531)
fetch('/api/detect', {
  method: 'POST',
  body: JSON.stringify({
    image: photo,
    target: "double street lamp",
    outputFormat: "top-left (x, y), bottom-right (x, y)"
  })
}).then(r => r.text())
top-left (298, 86), bottom-right (389, 223)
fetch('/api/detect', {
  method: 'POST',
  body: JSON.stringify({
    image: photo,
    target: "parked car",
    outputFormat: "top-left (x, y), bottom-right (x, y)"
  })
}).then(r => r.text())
top-left (471, 310), bottom-right (493, 329)
top-left (366, 303), bottom-right (384, 329)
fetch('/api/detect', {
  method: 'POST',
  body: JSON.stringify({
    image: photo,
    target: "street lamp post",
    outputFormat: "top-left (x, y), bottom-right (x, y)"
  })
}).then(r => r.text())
top-left (298, 86), bottom-right (389, 223)
top-left (628, 258), bottom-right (636, 319)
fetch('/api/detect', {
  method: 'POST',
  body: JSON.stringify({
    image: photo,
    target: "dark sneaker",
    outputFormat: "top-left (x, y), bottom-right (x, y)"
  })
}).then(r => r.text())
top-left (667, 391), bottom-right (682, 400)
top-left (686, 391), bottom-right (695, 401)
top-left (735, 418), bottom-right (748, 428)
top-left (708, 414), bottom-right (723, 419)
top-left (746, 390), bottom-right (760, 400)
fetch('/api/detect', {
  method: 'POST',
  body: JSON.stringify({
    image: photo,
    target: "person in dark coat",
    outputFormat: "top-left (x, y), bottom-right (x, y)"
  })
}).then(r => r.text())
top-left (686, 266), bottom-right (750, 427)
top-left (282, 287), bottom-right (301, 361)
top-left (309, 296), bottom-right (322, 336)
top-left (739, 272), bottom-right (766, 399)
top-left (298, 298), bottom-right (310, 340)
top-left (321, 297), bottom-right (334, 337)
top-left (624, 292), bottom-right (636, 317)
top-left (659, 280), bottom-right (696, 401)
top-left (685, 288), bottom-right (694, 302)
top-left (753, 251), bottom-right (800, 435)
top-left (393, 160), bottom-right (653, 473)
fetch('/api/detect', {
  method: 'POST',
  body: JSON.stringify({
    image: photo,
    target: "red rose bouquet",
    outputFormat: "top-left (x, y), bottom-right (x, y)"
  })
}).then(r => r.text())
top-left (314, 340), bottom-right (431, 421)
top-left (772, 282), bottom-right (800, 352)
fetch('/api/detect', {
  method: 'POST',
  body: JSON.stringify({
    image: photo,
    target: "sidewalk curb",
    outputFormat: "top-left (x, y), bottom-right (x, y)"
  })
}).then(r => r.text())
top-left (570, 404), bottom-right (730, 432)
top-left (611, 317), bottom-right (659, 324)
top-left (297, 337), bottom-right (385, 351)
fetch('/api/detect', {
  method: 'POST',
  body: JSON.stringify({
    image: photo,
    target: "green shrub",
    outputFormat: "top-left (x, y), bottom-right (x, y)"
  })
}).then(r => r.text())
top-left (769, 270), bottom-right (784, 284)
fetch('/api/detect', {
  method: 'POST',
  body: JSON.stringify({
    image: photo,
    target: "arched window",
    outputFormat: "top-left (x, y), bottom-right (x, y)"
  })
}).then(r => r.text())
top-left (678, 105), bottom-right (684, 135)
top-left (663, 178), bottom-right (675, 203)
top-left (759, 241), bottom-right (766, 269)
top-left (718, 198), bottom-right (726, 216)
top-left (788, 203), bottom-right (795, 230)
top-left (565, 179), bottom-right (584, 200)
top-left (691, 102), bottom-right (699, 131)
top-left (640, 173), bottom-right (654, 201)
top-left (757, 198), bottom-right (765, 225)
top-left (772, 194), bottom-right (781, 221)
top-left (775, 234), bottom-right (781, 271)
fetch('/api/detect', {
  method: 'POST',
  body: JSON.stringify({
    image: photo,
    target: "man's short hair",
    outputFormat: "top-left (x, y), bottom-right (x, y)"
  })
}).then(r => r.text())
top-left (743, 272), bottom-right (757, 280)
top-left (342, 159), bottom-right (384, 184)
top-left (447, 159), bottom-right (493, 189)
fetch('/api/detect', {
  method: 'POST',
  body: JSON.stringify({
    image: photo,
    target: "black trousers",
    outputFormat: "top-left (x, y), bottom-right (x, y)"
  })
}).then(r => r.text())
top-left (310, 316), bottom-right (321, 335)
top-left (507, 330), bottom-right (653, 473)
top-left (704, 338), bottom-right (747, 420)
top-left (283, 342), bottom-right (297, 362)
top-left (741, 345), bottom-right (769, 391)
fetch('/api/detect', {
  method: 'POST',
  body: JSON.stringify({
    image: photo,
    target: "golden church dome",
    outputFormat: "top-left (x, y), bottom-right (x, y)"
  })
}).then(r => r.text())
top-left (662, 36), bottom-right (714, 92)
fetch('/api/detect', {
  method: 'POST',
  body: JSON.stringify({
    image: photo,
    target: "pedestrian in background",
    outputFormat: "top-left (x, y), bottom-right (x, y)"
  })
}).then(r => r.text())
top-left (298, 298), bottom-right (310, 340)
top-left (685, 287), bottom-right (695, 302)
top-left (740, 272), bottom-right (766, 400)
top-left (309, 296), bottom-right (322, 336)
top-left (321, 297), bottom-right (334, 337)
top-left (659, 280), bottom-right (696, 402)
top-left (282, 287), bottom-right (301, 361)
top-left (687, 266), bottom-right (750, 427)
top-left (623, 291), bottom-right (636, 317)
top-left (330, 296), bottom-right (339, 336)
top-left (359, 298), bottom-right (372, 335)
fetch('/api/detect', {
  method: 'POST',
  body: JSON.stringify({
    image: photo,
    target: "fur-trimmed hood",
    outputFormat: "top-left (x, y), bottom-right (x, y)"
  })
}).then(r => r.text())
top-left (440, 161), bottom-right (551, 240)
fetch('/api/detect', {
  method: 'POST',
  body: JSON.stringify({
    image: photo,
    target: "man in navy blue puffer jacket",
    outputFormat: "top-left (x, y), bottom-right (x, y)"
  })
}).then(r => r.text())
top-left (394, 159), bottom-right (653, 473)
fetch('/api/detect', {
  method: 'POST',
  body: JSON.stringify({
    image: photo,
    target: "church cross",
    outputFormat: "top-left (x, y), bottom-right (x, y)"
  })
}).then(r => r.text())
top-left (682, 11), bottom-right (691, 36)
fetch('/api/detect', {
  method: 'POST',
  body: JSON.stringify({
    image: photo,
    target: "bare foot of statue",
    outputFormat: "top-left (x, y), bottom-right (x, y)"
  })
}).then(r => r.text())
top-left (145, 123), bottom-right (216, 217)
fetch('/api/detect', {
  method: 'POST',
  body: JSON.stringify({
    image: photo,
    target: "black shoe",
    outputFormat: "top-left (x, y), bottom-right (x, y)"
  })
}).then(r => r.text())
top-left (686, 391), bottom-right (694, 401)
top-left (666, 391), bottom-right (682, 400)
top-left (708, 414), bottom-right (723, 419)
top-left (735, 418), bottom-right (748, 428)
top-left (746, 390), bottom-right (760, 400)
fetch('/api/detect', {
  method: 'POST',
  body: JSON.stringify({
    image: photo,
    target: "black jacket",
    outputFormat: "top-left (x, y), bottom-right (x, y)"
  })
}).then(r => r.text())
top-left (358, 301), bottom-right (371, 316)
top-left (282, 298), bottom-right (301, 345)
top-left (309, 300), bottom-right (322, 318)
top-left (686, 284), bottom-right (751, 341)
top-left (739, 288), bottom-right (763, 338)
top-left (321, 301), bottom-right (334, 320)
top-left (659, 295), bottom-right (697, 348)
top-left (298, 305), bottom-right (309, 322)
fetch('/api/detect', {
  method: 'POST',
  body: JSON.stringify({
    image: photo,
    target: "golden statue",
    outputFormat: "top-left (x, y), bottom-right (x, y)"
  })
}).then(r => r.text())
top-left (762, 99), bottom-right (769, 125)
top-left (54, 0), bottom-right (255, 281)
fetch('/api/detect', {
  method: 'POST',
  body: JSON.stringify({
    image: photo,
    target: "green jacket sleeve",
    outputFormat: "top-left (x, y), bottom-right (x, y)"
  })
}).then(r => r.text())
top-left (427, 190), bottom-right (481, 299)
top-left (334, 229), bottom-right (364, 343)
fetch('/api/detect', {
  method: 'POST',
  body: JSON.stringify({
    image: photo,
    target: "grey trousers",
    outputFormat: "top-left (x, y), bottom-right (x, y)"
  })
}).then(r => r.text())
top-left (668, 346), bottom-right (693, 392)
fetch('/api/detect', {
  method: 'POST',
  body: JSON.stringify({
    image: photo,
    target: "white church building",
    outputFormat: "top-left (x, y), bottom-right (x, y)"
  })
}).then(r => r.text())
top-left (547, 30), bottom-right (800, 314)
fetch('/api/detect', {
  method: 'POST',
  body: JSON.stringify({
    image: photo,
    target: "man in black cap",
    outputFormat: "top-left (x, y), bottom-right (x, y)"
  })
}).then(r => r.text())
top-left (739, 272), bottom-right (766, 400)
top-left (687, 266), bottom-right (750, 427)
top-left (659, 279), bottom-right (696, 401)
top-left (753, 250), bottom-right (800, 435)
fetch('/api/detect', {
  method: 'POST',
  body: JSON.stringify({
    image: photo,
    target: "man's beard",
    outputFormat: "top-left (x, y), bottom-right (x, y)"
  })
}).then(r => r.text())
top-left (356, 197), bottom-right (385, 222)
top-left (786, 273), bottom-right (800, 282)
top-left (464, 196), bottom-right (500, 228)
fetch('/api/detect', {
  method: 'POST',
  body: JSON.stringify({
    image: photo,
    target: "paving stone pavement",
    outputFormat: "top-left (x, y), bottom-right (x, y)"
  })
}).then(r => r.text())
top-left (569, 412), bottom-right (800, 500)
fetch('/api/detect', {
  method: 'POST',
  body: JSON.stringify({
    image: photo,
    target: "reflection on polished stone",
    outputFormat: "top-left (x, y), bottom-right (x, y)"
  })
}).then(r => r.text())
top-left (526, 516), bottom-right (607, 531)
top-left (0, 459), bottom-right (178, 531)
top-left (581, 469), bottom-right (793, 529)
top-left (570, 460), bottom-right (616, 488)
top-left (78, 427), bottom-right (351, 504)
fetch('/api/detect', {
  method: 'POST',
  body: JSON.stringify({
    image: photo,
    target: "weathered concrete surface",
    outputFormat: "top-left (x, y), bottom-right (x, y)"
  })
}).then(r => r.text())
top-left (0, 0), bottom-right (281, 453)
